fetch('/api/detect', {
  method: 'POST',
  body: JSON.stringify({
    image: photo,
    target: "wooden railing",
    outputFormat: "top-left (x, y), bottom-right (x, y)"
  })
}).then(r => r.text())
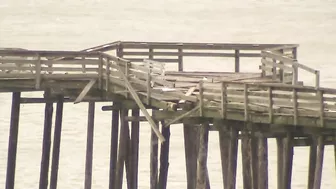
top-left (0, 49), bottom-right (336, 129)
top-left (83, 41), bottom-right (298, 73)
top-left (196, 81), bottom-right (336, 127)
top-left (260, 45), bottom-right (319, 87)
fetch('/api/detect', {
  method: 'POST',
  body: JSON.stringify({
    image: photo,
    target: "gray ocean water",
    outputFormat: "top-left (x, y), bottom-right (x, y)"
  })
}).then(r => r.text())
top-left (0, 0), bottom-right (336, 188)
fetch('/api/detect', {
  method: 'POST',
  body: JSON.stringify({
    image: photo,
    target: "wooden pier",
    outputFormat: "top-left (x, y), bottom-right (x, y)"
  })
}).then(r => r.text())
top-left (0, 41), bottom-right (335, 189)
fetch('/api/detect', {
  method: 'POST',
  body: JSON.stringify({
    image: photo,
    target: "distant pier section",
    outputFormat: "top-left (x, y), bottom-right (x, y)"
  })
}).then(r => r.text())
top-left (0, 41), bottom-right (335, 189)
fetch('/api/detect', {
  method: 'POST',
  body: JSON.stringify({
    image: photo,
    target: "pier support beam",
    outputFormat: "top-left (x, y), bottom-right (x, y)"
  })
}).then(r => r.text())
top-left (251, 129), bottom-right (259, 189)
top-left (39, 90), bottom-right (54, 189)
top-left (241, 128), bottom-right (252, 189)
top-left (257, 136), bottom-right (268, 189)
top-left (184, 124), bottom-right (199, 189)
top-left (227, 125), bottom-right (238, 189)
top-left (218, 121), bottom-right (229, 189)
top-left (5, 92), bottom-right (21, 189)
top-left (276, 137), bottom-right (283, 189)
top-left (283, 132), bottom-right (294, 189)
top-left (307, 137), bottom-right (317, 189)
top-left (109, 105), bottom-right (119, 189)
top-left (150, 119), bottom-right (159, 189)
top-left (84, 102), bottom-right (95, 189)
top-left (196, 124), bottom-right (210, 189)
top-left (50, 95), bottom-right (64, 189)
top-left (114, 109), bottom-right (129, 189)
top-left (158, 121), bottom-right (171, 189)
top-left (130, 109), bottom-right (140, 189)
top-left (313, 136), bottom-right (325, 189)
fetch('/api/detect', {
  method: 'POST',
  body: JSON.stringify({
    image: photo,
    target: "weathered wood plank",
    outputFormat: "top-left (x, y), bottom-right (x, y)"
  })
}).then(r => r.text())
top-left (150, 119), bottom-right (159, 189)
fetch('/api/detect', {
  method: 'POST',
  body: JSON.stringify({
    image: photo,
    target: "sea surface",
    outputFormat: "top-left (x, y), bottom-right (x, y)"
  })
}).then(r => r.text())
top-left (0, 0), bottom-right (336, 188)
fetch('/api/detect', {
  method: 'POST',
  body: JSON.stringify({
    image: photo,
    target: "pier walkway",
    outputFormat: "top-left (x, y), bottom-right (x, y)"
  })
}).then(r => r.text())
top-left (1, 41), bottom-right (335, 189)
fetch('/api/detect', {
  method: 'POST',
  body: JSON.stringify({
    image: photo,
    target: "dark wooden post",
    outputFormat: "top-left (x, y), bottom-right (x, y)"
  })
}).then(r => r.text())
top-left (130, 109), bottom-right (140, 189)
top-left (158, 121), bottom-right (171, 189)
top-left (5, 92), bottom-right (21, 189)
top-left (109, 106), bottom-right (120, 189)
top-left (84, 102), bottom-right (95, 189)
top-left (114, 109), bottom-right (128, 189)
top-left (313, 136), bottom-right (325, 189)
top-left (39, 90), bottom-right (54, 189)
top-left (234, 50), bottom-right (240, 72)
top-left (150, 119), bottom-right (159, 189)
top-left (241, 128), bottom-right (252, 189)
top-left (307, 137), bottom-right (317, 189)
top-left (276, 137), bottom-right (283, 189)
top-left (251, 133), bottom-right (259, 189)
top-left (50, 95), bottom-right (64, 189)
top-left (184, 124), bottom-right (199, 189)
top-left (283, 132), bottom-right (293, 189)
top-left (178, 48), bottom-right (183, 71)
top-left (218, 122), bottom-right (229, 188)
top-left (258, 136), bottom-right (268, 189)
top-left (227, 125), bottom-right (238, 189)
top-left (196, 124), bottom-right (210, 189)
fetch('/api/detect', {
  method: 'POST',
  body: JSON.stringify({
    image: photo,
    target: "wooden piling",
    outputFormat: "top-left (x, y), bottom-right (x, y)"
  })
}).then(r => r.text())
top-left (184, 124), bottom-right (199, 189)
top-left (276, 137), bottom-right (283, 189)
top-left (84, 102), bottom-right (95, 189)
top-left (257, 136), bottom-right (268, 189)
top-left (251, 129), bottom-right (259, 189)
top-left (150, 119), bottom-right (159, 189)
top-left (307, 136), bottom-right (317, 189)
top-left (109, 106), bottom-right (120, 189)
top-left (241, 128), bottom-right (252, 189)
top-left (39, 90), bottom-right (54, 189)
top-left (5, 92), bottom-right (21, 189)
top-left (227, 125), bottom-right (238, 189)
top-left (313, 135), bottom-right (325, 189)
top-left (130, 109), bottom-right (140, 189)
top-left (196, 124), bottom-right (210, 189)
top-left (114, 109), bottom-right (128, 189)
top-left (50, 95), bottom-right (64, 189)
top-left (218, 122), bottom-right (229, 188)
top-left (283, 132), bottom-right (294, 189)
top-left (158, 121), bottom-right (171, 189)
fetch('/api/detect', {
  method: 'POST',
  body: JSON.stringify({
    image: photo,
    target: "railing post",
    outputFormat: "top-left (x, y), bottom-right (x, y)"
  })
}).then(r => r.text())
top-left (147, 62), bottom-right (152, 105)
top-left (292, 47), bottom-right (297, 60)
top-left (98, 55), bottom-right (103, 90)
top-left (178, 48), bottom-right (183, 71)
top-left (315, 70), bottom-right (320, 88)
top-left (279, 49), bottom-right (284, 83)
top-left (243, 84), bottom-right (249, 121)
top-left (199, 81), bottom-right (204, 116)
top-left (268, 87), bottom-right (273, 124)
top-left (292, 64), bottom-right (298, 85)
top-left (234, 50), bottom-right (240, 73)
top-left (35, 54), bottom-right (41, 89)
top-left (317, 90), bottom-right (324, 127)
top-left (105, 57), bottom-right (110, 92)
top-left (221, 82), bottom-right (227, 119)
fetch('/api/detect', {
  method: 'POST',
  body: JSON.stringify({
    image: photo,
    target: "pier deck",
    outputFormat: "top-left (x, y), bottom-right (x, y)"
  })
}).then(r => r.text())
top-left (1, 41), bottom-right (335, 189)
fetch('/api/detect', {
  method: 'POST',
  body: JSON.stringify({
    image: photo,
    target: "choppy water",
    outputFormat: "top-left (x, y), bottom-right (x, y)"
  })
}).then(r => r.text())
top-left (0, 0), bottom-right (336, 188)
